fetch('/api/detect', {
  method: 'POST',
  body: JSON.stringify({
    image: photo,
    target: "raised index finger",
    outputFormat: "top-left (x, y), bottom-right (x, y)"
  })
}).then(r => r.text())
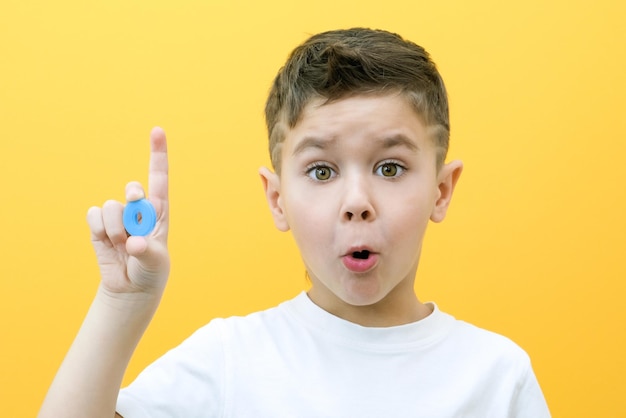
top-left (148, 126), bottom-right (169, 211)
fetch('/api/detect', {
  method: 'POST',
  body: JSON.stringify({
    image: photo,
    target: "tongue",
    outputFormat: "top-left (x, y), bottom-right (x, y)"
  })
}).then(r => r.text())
top-left (352, 250), bottom-right (370, 259)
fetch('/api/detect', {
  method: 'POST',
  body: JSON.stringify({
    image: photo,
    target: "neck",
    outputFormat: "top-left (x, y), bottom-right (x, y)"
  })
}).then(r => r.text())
top-left (308, 287), bottom-right (433, 327)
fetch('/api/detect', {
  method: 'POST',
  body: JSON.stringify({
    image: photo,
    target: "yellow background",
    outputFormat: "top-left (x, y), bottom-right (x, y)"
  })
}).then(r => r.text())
top-left (1, 0), bottom-right (625, 416)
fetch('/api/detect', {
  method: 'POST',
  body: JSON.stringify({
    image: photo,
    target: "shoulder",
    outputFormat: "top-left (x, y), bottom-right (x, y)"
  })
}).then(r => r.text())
top-left (432, 304), bottom-right (525, 351)
top-left (186, 293), bottom-right (304, 345)
top-left (438, 311), bottom-right (533, 375)
top-left (432, 309), bottom-right (550, 416)
top-left (452, 318), bottom-right (528, 353)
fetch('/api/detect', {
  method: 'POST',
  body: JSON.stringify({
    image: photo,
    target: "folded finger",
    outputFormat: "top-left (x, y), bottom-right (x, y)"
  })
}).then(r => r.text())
top-left (86, 206), bottom-right (106, 241)
top-left (125, 181), bottom-right (146, 203)
top-left (101, 200), bottom-right (127, 248)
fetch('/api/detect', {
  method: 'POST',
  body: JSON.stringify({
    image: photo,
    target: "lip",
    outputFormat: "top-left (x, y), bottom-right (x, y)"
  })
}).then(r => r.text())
top-left (342, 247), bottom-right (379, 273)
top-left (344, 246), bottom-right (376, 256)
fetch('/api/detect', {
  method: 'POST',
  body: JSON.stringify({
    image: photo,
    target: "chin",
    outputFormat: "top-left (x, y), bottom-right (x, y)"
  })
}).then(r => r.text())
top-left (309, 273), bottom-right (399, 311)
top-left (337, 285), bottom-right (389, 307)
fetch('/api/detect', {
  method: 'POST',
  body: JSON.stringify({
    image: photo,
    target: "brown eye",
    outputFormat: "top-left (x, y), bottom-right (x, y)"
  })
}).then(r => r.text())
top-left (380, 163), bottom-right (398, 177)
top-left (376, 162), bottom-right (405, 178)
top-left (315, 166), bottom-right (331, 180)
top-left (307, 165), bottom-right (335, 181)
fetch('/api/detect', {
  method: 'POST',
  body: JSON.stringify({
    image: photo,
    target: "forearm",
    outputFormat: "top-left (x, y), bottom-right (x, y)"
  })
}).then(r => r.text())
top-left (39, 127), bottom-right (170, 417)
top-left (38, 285), bottom-right (162, 418)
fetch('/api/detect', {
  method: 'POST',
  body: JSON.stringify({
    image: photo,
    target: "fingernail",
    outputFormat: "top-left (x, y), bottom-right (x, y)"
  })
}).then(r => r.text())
top-left (127, 189), bottom-right (144, 202)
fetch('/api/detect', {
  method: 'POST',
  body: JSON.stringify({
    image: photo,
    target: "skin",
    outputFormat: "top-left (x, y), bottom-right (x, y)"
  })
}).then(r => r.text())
top-left (39, 94), bottom-right (461, 417)
top-left (38, 127), bottom-right (169, 418)
top-left (260, 94), bottom-right (462, 327)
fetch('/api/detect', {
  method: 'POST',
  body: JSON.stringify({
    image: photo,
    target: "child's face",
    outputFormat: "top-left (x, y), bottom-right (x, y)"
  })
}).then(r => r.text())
top-left (261, 94), bottom-right (461, 323)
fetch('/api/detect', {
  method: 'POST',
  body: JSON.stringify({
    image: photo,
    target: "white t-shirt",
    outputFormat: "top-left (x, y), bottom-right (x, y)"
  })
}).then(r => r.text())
top-left (117, 292), bottom-right (550, 417)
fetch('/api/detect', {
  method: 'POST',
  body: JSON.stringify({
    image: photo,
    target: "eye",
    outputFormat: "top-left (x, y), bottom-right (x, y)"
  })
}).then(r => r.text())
top-left (376, 162), bottom-right (405, 177)
top-left (306, 164), bottom-right (336, 181)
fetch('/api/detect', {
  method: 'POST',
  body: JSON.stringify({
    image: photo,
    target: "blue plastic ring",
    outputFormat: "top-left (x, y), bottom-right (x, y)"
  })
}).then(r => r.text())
top-left (123, 199), bottom-right (157, 236)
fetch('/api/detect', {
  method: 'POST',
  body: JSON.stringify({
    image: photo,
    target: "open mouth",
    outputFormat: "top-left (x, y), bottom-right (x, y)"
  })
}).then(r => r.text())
top-left (352, 250), bottom-right (371, 260)
top-left (343, 249), bottom-right (378, 272)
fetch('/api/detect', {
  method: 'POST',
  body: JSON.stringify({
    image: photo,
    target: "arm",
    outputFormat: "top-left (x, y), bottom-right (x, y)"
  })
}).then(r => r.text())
top-left (38, 127), bottom-right (170, 418)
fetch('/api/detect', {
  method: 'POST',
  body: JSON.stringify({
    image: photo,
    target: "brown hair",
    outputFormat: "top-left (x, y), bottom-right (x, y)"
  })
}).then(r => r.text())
top-left (265, 28), bottom-right (450, 174)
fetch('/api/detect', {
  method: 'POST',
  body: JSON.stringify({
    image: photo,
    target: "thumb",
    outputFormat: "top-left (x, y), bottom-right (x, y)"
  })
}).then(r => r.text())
top-left (126, 236), bottom-right (150, 257)
top-left (126, 236), bottom-right (170, 286)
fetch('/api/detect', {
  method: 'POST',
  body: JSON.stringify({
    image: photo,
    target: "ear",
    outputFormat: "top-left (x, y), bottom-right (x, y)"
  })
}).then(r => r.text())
top-left (430, 160), bottom-right (463, 223)
top-left (259, 166), bottom-right (290, 232)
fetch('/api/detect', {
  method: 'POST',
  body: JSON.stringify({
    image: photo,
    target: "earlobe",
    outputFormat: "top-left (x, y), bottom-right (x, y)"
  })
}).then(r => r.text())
top-left (259, 167), bottom-right (290, 232)
top-left (430, 160), bottom-right (463, 223)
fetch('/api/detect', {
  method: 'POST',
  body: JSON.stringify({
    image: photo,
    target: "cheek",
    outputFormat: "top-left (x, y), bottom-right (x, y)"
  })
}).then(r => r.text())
top-left (288, 215), bottom-right (334, 271)
top-left (385, 196), bottom-right (433, 244)
top-left (284, 191), bottom-right (334, 244)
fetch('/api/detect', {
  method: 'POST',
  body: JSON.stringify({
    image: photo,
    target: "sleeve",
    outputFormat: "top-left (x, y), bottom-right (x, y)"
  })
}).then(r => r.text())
top-left (508, 362), bottom-right (551, 418)
top-left (116, 319), bottom-right (227, 418)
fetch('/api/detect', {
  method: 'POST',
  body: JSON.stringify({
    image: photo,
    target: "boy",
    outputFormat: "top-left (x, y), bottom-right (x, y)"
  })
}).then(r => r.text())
top-left (39, 28), bottom-right (550, 417)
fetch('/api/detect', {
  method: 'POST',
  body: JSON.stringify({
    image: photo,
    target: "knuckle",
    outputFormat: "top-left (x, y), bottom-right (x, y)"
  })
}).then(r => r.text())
top-left (102, 199), bottom-right (120, 209)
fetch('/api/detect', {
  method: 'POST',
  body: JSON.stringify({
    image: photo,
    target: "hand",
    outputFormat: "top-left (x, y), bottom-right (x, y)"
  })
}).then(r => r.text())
top-left (86, 127), bottom-right (170, 297)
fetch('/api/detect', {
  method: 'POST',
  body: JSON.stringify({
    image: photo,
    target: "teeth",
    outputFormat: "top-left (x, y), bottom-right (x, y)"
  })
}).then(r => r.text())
top-left (352, 250), bottom-right (370, 259)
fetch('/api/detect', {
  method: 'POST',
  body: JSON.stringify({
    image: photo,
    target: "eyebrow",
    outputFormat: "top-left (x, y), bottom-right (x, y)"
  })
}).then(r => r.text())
top-left (292, 134), bottom-right (419, 156)
top-left (377, 134), bottom-right (419, 152)
top-left (291, 136), bottom-right (336, 156)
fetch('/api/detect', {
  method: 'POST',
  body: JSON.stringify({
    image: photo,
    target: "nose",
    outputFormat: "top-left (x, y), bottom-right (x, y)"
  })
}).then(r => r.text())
top-left (341, 175), bottom-right (376, 222)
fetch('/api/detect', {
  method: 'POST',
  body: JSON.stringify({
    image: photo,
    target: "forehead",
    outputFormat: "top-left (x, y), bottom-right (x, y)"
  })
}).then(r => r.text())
top-left (282, 93), bottom-right (432, 155)
top-left (297, 93), bottom-right (420, 124)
